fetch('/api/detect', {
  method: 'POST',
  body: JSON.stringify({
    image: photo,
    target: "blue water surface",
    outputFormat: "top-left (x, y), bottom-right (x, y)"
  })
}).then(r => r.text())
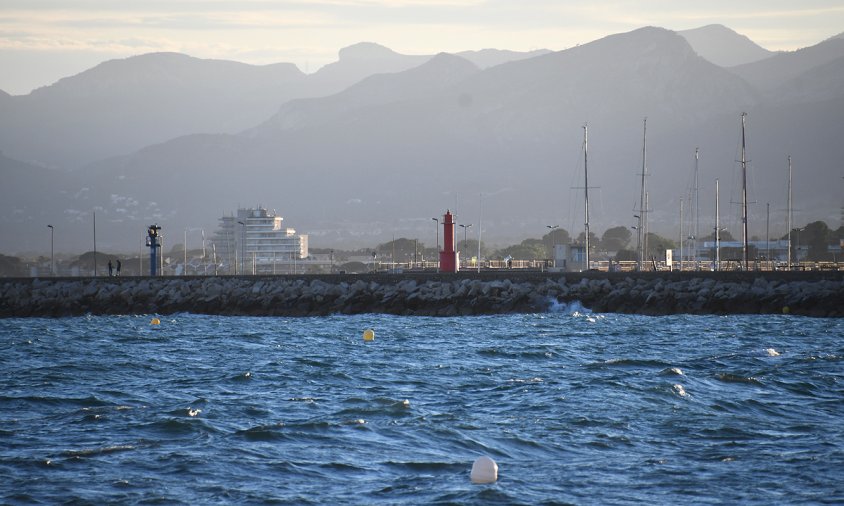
top-left (1, 306), bottom-right (843, 504)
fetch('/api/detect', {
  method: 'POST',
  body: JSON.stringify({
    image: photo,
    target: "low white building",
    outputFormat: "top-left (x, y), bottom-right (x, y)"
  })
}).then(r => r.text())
top-left (212, 207), bottom-right (308, 274)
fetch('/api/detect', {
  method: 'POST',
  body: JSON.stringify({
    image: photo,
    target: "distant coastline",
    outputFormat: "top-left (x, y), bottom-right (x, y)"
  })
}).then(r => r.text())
top-left (1, 271), bottom-right (842, 318)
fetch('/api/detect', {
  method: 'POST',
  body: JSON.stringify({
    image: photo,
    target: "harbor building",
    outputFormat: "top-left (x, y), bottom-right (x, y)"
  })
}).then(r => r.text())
top-left (212, 207), bottom-right (308, 274)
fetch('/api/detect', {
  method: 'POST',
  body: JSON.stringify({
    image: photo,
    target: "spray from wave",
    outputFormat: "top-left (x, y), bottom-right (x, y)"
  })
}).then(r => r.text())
top-left (546, 299), bottom-right (591, 315)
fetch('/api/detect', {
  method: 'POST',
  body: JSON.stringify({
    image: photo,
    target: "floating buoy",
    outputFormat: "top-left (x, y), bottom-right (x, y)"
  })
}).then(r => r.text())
top-left (363, 329), bottom-right (375, 342)
top-left (470, 456), bottom-right (498, 484)
top-left (150, 317), bottom-right (161, 325)
top-left (765, 348), bottom-right (781, 357)
top-left (782, 306), bottom-right (790, 314)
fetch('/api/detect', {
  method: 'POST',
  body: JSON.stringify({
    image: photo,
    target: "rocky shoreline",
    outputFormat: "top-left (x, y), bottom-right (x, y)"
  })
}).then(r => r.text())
top-left (2, 271), bottom-right (842, 318)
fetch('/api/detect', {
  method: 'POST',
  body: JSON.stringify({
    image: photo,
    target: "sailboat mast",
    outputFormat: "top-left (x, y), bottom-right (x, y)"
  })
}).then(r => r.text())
top-left (679, 198), bottom-right (684, 271)
top-left (694, 147), bottom-right (700, 269)
top-left (740, 112), bottom-right (749, 270)
top-left (645, 191), bottom-right (650, 268)
top-left (583, 123), bottom-right (590, 270)
top-left (715, 178), bottom-right (721, 271)
top-left (637, 118), bottom-right (647, 271)
top-left (787, 155), bottom-right (792, 270)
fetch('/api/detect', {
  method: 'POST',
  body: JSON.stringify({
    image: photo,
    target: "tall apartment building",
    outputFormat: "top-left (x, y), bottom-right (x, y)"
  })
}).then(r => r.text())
top-left (212, 207), bottom-right (308, 274)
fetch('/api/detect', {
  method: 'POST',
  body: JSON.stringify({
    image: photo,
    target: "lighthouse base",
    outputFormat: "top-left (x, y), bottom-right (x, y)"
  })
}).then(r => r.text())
top-left (439, 251), bottom-right (459, 273)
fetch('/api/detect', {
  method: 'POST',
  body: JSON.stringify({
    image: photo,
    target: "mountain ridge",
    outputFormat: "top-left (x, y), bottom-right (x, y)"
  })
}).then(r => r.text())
top-left (679, 24), bottom-right (773, 67)
top-left (2, 26), bottom-right (842, 253)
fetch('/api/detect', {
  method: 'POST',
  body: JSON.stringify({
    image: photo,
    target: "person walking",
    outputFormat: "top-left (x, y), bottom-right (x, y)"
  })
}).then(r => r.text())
top-left (116, 259), bottom-right (121, 277)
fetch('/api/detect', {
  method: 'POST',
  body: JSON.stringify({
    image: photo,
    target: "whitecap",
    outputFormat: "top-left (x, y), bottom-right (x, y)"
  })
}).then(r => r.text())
top-left (673, 384), bottom-right (688, 397)
top-left (765, 348), bottom-right (781, 357)
top-left (548, 299), bottom-right (591, 315)
top-left (509, 377), bottom-right (543, 384)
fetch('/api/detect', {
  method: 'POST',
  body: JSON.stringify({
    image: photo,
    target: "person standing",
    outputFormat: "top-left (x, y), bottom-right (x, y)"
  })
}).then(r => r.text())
top-left (116, 259), bottom-right (122, 277)
top-left (108, 260), bottom-right (113, 277)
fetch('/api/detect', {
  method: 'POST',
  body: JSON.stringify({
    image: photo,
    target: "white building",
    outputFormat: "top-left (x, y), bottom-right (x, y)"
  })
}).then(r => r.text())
top-left (212, 207), bottom-right (308, 274)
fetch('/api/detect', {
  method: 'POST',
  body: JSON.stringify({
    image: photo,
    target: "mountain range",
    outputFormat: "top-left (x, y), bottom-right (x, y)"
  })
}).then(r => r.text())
top-left (2, 25), bottom-right (843, 254)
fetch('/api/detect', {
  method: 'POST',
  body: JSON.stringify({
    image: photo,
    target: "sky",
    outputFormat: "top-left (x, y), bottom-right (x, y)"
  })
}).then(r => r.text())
top-left (1, 0), bottom-right (843, 95)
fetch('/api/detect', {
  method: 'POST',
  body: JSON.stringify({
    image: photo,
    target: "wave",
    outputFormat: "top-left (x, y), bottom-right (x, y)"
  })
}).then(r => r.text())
top-left (61, 445), bottom-right (136, 458)
top-left (585, 358), bottom-right (671, 369)
top-left (234, 423), bottom-right (286, 441)
top-left (476, 348), bottom-right (555, 360)
top-left (715, 373), bottom-right (764, 385)
top-left (547, 299), bottom-right (591, 315)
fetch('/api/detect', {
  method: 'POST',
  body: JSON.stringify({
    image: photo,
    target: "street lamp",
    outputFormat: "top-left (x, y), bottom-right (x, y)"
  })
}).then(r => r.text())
top-left (47, 225), bottom-right (54, 276)
top-left (432, 217), bottom-right (439, 272)
top-left (546, 225), bottom-right (558, 268)
top-left (237, 221), bottom-right (246, 275)
top-left (459, 224), bottom-right (472, 266)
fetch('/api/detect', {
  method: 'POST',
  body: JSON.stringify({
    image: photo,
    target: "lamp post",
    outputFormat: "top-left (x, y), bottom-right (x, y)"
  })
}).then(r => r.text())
top-left (477, 193), bottom-right (483, 273)
top-left (546, 225), bottom-right (558, 268)
top-left (459, 223), bottom-right (472, 267)
top-left (432, 217), bottom-right (439, 272)
top-left (47, 225), bottom-right (54, 276)
top-left (237, 221), bottom-right (246, 275)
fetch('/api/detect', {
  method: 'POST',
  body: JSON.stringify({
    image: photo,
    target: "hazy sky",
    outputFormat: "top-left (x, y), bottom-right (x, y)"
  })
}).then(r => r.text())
top-left (1, 0), bottom-right (843, 95)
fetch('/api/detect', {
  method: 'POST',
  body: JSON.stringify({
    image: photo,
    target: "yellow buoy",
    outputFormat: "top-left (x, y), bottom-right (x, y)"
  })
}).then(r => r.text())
top-left (363, 328), bottom-right (375, 342)
top-left (150, 317), bottom-right (161, 325)
top-left (782, 306), bottom-right (790, 314)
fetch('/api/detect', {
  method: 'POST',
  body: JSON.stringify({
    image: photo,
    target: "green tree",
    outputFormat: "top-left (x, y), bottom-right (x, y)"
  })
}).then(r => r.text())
top-left (601, 226), bottom-right (632, 252)
top-left (645, 232), bottom-right (676, 261)
top-left (793, 221), bottom-right (831, 261)
top-left (702, 229), bottom-right (735, 242)
top-left (496, 239), bottom-right (547, 260)
top-left (614, 249), bottom-right (637, 261)
top-left (376, 238), bottom-right (425, 262)
top-left (541, 228), bottom-right (571, 256)
top-left (575, 231), bottom-right (601, 255)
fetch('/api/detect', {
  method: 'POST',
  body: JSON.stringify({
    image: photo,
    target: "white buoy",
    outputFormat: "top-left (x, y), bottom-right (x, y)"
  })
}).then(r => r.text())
top-left (470, 456), bottom-right (498, 484)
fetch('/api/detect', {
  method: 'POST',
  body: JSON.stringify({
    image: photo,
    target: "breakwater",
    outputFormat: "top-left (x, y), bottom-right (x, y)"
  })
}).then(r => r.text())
top-left (2, 271), bottom-right (842, 318)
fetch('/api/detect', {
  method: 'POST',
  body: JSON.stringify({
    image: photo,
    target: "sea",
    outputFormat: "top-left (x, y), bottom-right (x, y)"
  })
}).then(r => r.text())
top-left (2, 304), bottom-right (843, 505)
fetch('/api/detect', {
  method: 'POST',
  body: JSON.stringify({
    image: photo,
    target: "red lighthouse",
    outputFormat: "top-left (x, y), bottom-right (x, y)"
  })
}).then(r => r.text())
top-left (439, 210), bottom-right (459, 272)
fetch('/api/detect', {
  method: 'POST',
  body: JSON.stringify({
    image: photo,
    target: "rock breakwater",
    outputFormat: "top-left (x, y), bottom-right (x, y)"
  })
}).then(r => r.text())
top-left (1, 271), bottom-right (842, 318)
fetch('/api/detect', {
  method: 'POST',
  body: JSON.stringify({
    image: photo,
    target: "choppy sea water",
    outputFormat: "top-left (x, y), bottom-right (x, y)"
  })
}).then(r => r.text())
top-left (1, 305), bottom-right (843, 505)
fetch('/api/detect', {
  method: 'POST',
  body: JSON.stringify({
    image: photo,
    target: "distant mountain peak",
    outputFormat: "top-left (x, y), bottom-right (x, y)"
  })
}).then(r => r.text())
top-left (457, 47), bottom-right (552, 69)
top-left (338, 42), bottom-right (402, 61)
top-left (426, 52), bottom-right (477, 68)
top-left (679, 24), bottom-right (772, 67)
